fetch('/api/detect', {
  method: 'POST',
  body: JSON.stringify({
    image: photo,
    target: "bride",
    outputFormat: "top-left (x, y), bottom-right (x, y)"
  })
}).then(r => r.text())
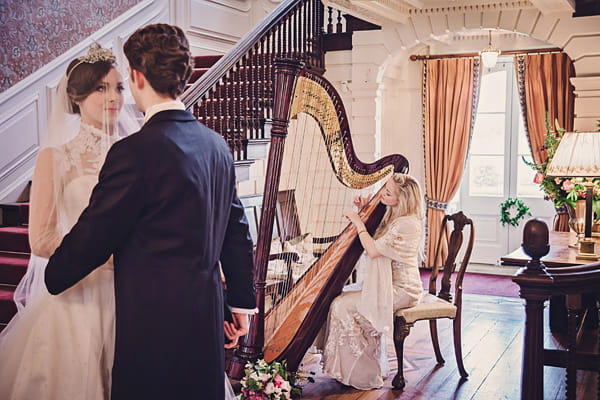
top-left (0, 45), bottom-right (237, 400)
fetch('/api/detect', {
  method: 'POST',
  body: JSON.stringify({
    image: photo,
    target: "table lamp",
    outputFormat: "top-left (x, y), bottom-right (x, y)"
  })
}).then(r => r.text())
top-left (546, 131), bottom-right (600, 260)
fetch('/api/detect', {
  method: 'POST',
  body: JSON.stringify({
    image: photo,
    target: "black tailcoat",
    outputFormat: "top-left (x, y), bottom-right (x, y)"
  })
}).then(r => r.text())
top-left (45, 110), bottom-right (255, 400)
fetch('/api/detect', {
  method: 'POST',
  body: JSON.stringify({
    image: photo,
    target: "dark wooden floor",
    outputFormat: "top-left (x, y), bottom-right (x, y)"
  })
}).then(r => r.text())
top-left (296, 294), bottom-right (598, 400)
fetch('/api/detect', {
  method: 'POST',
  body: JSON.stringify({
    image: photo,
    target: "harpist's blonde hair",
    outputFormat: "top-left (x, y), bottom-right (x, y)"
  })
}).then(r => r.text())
top-left (374, 174), bottom-right (424, 239)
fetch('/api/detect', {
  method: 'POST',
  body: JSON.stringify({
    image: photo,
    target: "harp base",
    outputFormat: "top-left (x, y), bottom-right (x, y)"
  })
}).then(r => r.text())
top-left (226, 344), bottom-right (264, 379)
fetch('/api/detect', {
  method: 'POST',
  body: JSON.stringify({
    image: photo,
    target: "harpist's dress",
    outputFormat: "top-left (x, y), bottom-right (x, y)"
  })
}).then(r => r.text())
top-left (321, 215), bottom-right (423, 389)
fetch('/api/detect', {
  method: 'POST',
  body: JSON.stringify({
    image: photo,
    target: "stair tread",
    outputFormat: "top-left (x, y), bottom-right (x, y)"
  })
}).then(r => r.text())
top-left (0, 253), bottom-right (29, 266)
top-left (0, 286), bottom-right (17, 325)
top-left (0, 226), bottom-right (28, 234)
top-left (0, 226), bottom-right (31, 253)
top-left (194, 55), bottom-right (223, 68)
top-left (0, 286), bottom-right (15, 300)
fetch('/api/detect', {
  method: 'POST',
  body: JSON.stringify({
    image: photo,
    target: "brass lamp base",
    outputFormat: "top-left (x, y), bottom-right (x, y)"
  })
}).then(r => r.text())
top-left (576, 238), bottom-right (599, 261)
top-left (569, 234), bottom-right (582, 249)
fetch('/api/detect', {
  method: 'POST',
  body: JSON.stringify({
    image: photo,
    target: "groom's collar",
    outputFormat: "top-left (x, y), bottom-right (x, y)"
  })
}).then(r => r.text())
top-left (143, 100), bottom-right (185, 124)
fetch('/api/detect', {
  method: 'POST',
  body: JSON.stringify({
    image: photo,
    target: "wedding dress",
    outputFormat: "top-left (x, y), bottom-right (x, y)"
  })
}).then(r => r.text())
top-left (320, 215), bottom-right (423, 390)
top-left (0, 123), bottom-right (118, 399)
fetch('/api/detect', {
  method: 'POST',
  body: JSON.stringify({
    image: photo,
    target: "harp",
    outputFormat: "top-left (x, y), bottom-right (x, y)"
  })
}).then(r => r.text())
top-left (229, 60), bottom-right (409, 375)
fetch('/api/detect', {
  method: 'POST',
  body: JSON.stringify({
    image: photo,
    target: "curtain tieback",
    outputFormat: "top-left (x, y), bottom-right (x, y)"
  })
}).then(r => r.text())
top-left (425, 196), bottom-right (448, 211)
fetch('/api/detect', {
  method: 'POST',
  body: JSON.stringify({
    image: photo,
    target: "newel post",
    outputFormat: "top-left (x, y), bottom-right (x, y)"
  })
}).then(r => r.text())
top-left (512, 218), bottom-right (553, 400)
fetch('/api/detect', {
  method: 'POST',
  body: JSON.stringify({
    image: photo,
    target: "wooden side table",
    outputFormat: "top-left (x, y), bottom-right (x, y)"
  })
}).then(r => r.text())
top-left (502, 231), bottom-right (599, 332)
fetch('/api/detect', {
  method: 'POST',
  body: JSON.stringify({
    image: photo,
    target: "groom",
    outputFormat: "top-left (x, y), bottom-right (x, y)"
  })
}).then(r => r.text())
top-left (45, 24), bottom-right (256, 400)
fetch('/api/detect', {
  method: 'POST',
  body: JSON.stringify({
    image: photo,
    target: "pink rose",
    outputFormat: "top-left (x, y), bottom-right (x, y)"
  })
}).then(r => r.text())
top-left (533, 173), bottom-right (544, 184)
top-left (274, 375), bottom-right (285, 388)
top-left (562, 179), bottom-right (575, 191)
top-left (578, 189), bottom-right (586, 198)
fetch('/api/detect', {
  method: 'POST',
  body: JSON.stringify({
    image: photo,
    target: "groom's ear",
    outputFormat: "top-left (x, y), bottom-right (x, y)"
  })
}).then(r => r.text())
top-left (131, 69), bottom-right (145, 90)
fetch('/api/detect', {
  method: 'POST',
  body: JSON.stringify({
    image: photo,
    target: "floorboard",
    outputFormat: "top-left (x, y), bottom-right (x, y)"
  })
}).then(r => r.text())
top-left (298, 293), bottom-right (598, 400)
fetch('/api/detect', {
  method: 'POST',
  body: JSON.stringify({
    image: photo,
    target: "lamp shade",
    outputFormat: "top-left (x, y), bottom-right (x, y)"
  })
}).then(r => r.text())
top-left (480, 49), bottom-right (500, 68)
top-left (546, 131), bottom-right (600, 177)
top-left (479, 30), bottom-right (500, 68)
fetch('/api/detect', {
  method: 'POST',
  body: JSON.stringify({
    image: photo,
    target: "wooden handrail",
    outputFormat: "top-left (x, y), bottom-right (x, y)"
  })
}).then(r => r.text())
top-left (183, 0), bottom-right (308, 108)
top-left (180, 0), bottom-right (325, 161)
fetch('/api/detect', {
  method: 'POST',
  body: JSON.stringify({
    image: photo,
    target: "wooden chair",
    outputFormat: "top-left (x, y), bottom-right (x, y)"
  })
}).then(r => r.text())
top-left (391, 211), bottom-right (475, 390)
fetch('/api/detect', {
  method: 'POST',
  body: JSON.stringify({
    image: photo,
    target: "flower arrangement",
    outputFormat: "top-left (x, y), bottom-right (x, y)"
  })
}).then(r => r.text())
top-left (237, 359), bottom-right (307, 400)
top-left (524, 116), bottom-right (600, 217)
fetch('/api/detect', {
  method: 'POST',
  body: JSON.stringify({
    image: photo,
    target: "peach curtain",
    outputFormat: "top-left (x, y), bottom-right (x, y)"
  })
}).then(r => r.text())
top-left (423, 58), bottom-right (479, 268)
top-left (514, 52), bottom-right (575, 231)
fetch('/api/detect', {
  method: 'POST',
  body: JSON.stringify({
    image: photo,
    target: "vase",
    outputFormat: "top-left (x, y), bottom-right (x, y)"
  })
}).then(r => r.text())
top-left (553, 205), bottom-right (570, 232)
top-left (566, 199), bottom-right (586, 248)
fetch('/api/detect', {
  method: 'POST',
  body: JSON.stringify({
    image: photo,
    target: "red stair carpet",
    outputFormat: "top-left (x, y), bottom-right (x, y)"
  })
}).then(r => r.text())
top-left (420, 268), bottom-right (519, 298)
top-left (0, 206), bottom-right (30, 333)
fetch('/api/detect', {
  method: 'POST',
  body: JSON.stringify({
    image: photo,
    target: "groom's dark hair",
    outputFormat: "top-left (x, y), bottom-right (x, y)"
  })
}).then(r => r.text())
top-left (124, 23), bottom-right (193, 99)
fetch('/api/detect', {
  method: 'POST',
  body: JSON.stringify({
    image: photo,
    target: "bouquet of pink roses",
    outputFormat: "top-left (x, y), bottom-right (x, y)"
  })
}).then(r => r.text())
top-left (526, 117), bottom-right (600, 216)
top-left (237, 359), bottom-right (302, 400)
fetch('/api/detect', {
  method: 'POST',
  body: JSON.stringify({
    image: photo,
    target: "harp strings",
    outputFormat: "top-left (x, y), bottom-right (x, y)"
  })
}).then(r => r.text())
top-left (265, 78), bottom-right (357, 325)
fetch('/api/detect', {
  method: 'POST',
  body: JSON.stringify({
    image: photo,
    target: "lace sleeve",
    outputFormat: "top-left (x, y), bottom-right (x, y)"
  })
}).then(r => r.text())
top-left (374, 217), bottom-right (421, 261)
top-left (28, 148), bottom-right (64, 258)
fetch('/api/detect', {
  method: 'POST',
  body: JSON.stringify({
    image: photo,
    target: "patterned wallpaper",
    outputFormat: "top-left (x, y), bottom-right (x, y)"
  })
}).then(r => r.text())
top-left (0, 0), bottom-right (142, 93)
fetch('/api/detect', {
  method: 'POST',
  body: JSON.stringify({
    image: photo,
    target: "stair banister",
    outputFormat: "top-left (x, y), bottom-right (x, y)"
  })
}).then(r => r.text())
top-left (182, 0), bottom-right (322, 109)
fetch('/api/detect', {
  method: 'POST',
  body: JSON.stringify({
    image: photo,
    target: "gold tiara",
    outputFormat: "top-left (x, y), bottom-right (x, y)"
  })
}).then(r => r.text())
top-left (67, 43), bottom-right (116, 78)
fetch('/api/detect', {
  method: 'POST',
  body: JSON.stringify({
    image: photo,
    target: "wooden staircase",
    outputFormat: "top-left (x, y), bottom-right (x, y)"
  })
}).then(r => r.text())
top-left (0, 204), bottom-right (30, 332)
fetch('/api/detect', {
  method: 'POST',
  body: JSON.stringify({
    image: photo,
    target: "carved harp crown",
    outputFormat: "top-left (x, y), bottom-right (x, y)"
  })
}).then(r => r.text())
top-left (237, 59), bottom-right (408, 373)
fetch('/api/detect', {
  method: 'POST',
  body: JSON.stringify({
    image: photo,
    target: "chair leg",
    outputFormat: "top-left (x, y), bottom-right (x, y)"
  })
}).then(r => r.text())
top-left (453, 316), bottom-right (468, 378)
top-left (429, 319), bottom-right (445, 365)
top-left (392, 318), bottom-right (412, 390)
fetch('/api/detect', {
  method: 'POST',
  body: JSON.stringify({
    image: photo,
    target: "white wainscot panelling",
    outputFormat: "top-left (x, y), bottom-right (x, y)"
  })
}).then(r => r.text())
top-left (0, 97), bottom-right (40, 199)
top-left (208, 0), bottom-right (252, 12)
top-left (189, 0), bottom-right (253, 44)
top-left (0, 98), bottom-right (39, 177)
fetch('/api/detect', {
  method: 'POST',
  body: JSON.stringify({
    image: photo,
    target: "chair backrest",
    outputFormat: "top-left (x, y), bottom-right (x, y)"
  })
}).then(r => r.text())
top-left (428, 211), bottom-right (475, 306)
top-left (240, 190), bottom-right (304, 243)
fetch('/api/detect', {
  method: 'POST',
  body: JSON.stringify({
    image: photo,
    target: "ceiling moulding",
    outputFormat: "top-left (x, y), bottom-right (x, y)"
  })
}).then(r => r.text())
top-left (528, 0), bottom-right (575, 15)
top-left (409, 1), bottom-right (536, 16)
top-left (322, 0), bottom-right (416, 25)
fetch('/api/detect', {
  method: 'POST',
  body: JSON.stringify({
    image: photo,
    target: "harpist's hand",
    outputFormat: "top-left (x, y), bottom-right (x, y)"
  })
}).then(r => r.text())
top-left (343, 211), bottom-right (365, 231)
top-left (353, 195), bottom-right (371, 210)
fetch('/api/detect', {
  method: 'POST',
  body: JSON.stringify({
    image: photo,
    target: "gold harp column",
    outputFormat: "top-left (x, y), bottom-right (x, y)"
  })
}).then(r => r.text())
top-left (423, 58), bottom-right (479, 268)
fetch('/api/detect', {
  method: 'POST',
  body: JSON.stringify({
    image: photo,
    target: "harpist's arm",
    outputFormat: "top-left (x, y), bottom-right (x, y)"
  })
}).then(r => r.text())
top-left (344, 210), bottom-right (383, 259)
top-left (28, 148), bottom-right (64, 258)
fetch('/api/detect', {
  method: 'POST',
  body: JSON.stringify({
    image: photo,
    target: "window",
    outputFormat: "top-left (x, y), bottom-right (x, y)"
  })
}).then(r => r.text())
top-left (467, 59), bottom-right (545, 200)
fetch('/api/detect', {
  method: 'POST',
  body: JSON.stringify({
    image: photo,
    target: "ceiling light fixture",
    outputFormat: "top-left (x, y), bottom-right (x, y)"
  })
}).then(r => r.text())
top-left (480, 30), bottom-right (501, 69)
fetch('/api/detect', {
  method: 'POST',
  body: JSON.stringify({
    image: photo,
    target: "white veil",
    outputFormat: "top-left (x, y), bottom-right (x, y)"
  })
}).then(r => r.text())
top-left (12, 57), bottom-right (142, 311)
